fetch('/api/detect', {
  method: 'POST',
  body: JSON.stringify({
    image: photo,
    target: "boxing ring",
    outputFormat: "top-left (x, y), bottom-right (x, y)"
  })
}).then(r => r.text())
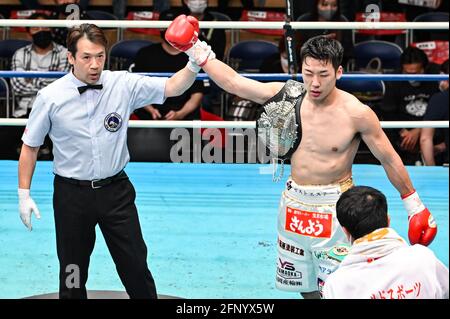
top-left (0, 161), bottom-right (448, 299)
top-left (0, 16), bottom-right (448, 299)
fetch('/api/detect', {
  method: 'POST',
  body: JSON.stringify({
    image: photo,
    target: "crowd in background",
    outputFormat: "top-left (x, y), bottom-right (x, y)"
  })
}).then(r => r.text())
top-left (0, 0), bottom-right (448, 165)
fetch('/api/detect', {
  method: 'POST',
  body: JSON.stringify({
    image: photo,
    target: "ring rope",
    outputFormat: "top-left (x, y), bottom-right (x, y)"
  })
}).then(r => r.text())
top-left (0, 71), bottom-right (448, 81)
top-left (0, 19), bottom-right (448, 30)
top-left (0, 119), bottom-right (447, 129)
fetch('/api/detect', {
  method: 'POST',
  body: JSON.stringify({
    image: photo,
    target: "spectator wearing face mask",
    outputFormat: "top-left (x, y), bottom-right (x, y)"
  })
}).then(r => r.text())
top-left (174, 1), bottom-right (227, 113)
top-left (179, 0), bottom-right (226, 61)
top-left (296, 0), bottom-right (353, 67)
top-left (11, 12), bottom-right (70, 118)
top-left (381, 47), bottom-right (439, 165)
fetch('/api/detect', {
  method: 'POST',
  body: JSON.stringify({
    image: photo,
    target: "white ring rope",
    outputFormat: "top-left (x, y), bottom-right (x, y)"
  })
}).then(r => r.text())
top-left (0, 19), bottom-right (448, 30)
top-left (0, 119), bottom-right (447, 129)
top-left (0, 19), bottom-right (447, 130)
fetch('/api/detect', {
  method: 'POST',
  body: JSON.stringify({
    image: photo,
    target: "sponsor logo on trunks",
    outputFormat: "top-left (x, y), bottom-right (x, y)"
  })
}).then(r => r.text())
top-left (277, 258), bottom-right (303, 280)
top-left (286, 185), bottom-right (341, 197)
top-left (104, 112), bottom-right (122, 132)
top-left (313, 250), bottom-right (334, 262)
top-left (318, 265), bottom-right (333, 275)
top-left (276, 275), bottom-right (303, 287)
top-left (286, 180), bottom-right (292, 190)
top-left (285, 207), bottom-right (332, 238)
top-left (278, 237), bottom-right (305, 256)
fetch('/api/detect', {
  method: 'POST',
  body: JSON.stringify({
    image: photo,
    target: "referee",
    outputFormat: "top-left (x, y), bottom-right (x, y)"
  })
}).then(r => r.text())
top-left (18, 23), bottom-right (200, 299)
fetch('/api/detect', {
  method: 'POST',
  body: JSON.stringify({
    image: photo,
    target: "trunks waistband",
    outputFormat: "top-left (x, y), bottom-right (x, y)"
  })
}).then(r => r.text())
top-left (284, 177), bottom-right (354, 205)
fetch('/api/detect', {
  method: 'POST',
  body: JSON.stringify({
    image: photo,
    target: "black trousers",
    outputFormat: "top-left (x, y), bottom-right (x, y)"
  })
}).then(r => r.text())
top-left (53, 173), bottom-right (157, 299)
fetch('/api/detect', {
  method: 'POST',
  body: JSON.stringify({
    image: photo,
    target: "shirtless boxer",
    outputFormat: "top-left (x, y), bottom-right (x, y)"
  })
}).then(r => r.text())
top-left (165, 15), bottom-right (438, 299)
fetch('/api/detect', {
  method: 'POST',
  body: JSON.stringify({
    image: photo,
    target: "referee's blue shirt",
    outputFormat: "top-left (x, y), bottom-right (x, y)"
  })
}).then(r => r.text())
top-left (22, 70), bottom-right (167, 180)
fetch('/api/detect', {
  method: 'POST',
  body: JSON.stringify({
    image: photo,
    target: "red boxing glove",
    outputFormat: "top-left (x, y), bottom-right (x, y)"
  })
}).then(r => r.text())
top-left (402, 190), bottom-right (437, 246)
top-left (165, 15), bottom-right (215, 69)
top-left (165, 14), bottom-right (199, 51)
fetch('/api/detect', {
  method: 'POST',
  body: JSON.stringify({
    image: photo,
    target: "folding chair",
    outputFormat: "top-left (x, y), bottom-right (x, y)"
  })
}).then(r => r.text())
top-left (352, 40), bottom-right (403, 73)
top-left (108, 39), bottom-right (153, 70)
top-left (411, 12), bottom-right (449, 43)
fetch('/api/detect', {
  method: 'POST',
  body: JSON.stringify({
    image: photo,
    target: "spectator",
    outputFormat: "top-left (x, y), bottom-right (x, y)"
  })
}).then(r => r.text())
top-left (178, 1), bottom-right (228, 113)
top-left (50, 0), bottom-right (91, 47)
top-left (179, 0), bottom-right (226, 61)
top-left (296, 0), bottom-right (353, 67)
top-left (323, 186), bottom-right (448, 299)
top-left (381, 46), bottom-right (439, 165)
top-left (420, 59), bottom-right (449, 166)
top-left (132, 10), bottom-right (205, 121)
top-left (11, 12), bottom-right (69, 118)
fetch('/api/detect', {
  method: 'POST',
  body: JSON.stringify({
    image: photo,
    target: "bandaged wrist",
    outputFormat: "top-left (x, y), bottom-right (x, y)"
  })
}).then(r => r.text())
top-left (187, 60), bottom-right (201, 73)
top-left (401, 190), bottom-right (425, 217)
top-left (185, 40), bottom-right (216, 67)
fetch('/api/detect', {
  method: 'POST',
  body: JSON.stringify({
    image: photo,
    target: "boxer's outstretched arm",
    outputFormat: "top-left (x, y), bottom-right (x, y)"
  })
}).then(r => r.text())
top-left (203, 59), bottom-right (284, 105)
top-left (357, 104), bottom-right (437, 246)
top-left (165, 14), bottom-right (283, 105)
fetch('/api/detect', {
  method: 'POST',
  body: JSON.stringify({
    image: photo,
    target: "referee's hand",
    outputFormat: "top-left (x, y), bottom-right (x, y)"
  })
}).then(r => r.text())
top-left (18, 188), bottom-right (41, 231)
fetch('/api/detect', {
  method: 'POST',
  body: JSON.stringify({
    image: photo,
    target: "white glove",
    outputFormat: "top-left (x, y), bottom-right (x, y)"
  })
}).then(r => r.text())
top-left (18, 188), bottom-right (41, 231)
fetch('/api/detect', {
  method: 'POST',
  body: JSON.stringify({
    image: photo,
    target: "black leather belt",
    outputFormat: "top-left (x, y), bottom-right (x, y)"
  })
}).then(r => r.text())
top-left (55, 170), bottom-right (128, 189)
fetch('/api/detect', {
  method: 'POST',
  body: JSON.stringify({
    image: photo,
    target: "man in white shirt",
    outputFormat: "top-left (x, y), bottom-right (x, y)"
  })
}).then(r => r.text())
top-left (18, 23), bottom-right (200, 299)
top-left (323, 186), bottom-right (448, 299)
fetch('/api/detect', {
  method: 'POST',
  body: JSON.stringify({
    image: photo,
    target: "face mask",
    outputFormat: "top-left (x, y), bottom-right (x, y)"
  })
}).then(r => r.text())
top-left (281, 56), bottom-right (289, 69)
top-left (318, 9), bottom-right (337, 20)
top-left (187, 0), bottom-right (207, 14)
top-left (408, 80), bottom-right (421, 87)
top-left (32, 30), bottom-right (53, 49)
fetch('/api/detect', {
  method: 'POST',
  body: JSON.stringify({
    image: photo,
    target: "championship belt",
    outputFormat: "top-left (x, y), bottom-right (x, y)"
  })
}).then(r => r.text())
top-left (257, 80), bottom-right (305, 181)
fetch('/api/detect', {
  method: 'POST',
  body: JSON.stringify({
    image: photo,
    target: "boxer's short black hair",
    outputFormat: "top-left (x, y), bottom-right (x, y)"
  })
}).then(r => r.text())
top-left (300, 35), bottom-right (344, 71)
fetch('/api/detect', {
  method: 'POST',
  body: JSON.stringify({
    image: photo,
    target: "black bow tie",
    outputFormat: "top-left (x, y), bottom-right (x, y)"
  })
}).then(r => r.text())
top-left (77, 84), bottom-right (103, 94)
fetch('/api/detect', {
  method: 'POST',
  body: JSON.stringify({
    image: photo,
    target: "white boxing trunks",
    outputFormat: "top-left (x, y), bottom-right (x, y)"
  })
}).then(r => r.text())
top-left (276, 176), bottom-right (353, 294)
